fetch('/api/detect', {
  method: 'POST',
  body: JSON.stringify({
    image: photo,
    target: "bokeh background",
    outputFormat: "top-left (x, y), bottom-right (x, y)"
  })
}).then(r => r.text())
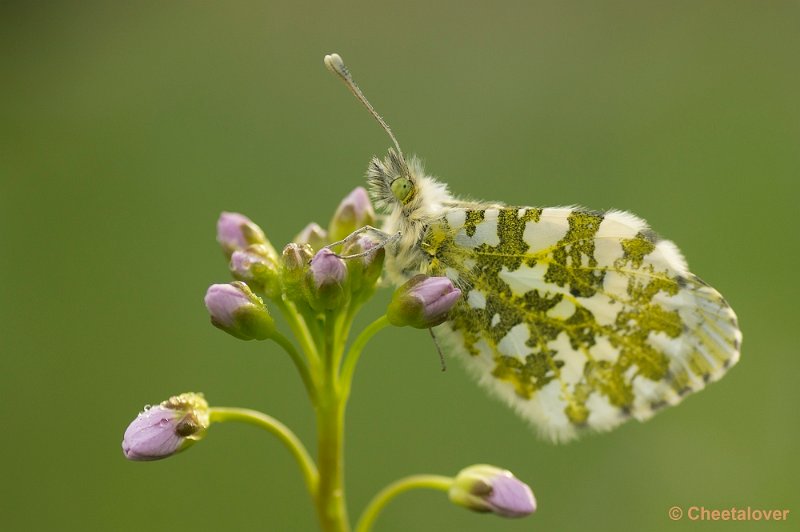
top-left (2, 1), bottom-right (798, 531)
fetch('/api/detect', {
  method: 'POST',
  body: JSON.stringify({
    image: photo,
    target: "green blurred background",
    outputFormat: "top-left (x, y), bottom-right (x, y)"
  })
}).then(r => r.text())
top-left (2, 1), bottom-right (798, 531)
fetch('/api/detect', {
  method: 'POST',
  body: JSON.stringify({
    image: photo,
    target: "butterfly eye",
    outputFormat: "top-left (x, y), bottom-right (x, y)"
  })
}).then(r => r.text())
top-left (390, 177), bottom-right (414, 204)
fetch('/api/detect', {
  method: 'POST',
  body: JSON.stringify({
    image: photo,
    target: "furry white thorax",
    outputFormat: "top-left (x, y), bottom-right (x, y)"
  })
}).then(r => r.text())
top-left (366, 150), bottom-right (453, 285)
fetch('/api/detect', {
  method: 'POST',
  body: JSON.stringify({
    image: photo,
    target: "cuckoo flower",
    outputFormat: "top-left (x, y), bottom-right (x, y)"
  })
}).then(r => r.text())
top-left (122, 393), bottom-right (209, 461)
top-left (449, 465), bottom-right (537, 518)
top-left (204, 282), bottom-right (275, 340)
top-left (386, 275), bottom-right (462, 329)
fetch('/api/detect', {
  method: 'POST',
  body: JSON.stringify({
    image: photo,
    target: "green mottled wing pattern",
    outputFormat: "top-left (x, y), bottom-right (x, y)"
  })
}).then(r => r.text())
top-left (420, 206), bottom-right (741, 442)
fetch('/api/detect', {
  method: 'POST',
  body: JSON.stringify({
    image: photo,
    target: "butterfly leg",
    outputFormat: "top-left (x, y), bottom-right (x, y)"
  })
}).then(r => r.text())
top-left (326, 225), bottom-right (401, 260)
top-left (429, 328), bottom-right (447, 372)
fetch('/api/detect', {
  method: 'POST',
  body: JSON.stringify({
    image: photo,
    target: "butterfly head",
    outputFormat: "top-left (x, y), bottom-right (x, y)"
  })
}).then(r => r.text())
top-left (367, 148), bottom-right (416, 209)
top-left (366, 148), bottom-right (453, 224)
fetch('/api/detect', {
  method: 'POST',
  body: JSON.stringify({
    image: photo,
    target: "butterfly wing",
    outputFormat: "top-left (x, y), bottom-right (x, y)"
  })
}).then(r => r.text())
top-left (420, 206), bottom-right (741, 442)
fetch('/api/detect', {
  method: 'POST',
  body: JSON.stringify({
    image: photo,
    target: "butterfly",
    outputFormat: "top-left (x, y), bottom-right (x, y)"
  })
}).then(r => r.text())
top-left (324, 53), bottom-right (741, 442)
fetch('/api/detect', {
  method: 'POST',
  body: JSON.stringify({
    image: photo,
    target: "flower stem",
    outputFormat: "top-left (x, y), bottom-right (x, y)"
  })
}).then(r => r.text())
top-left (314, 309), bottom-right (351, 532)
top-left (355, 475), bottom-right (453, 532)
top-left (315, 396), bottom-right (349, 532)
top-left (270, 331), bottom-right (318, 405)
top-left (275, 299), bottom-right (321, 368)
top-left (340, 315), bottom-right (390, 400)
top-left (209, 407), bottom-right (318, 496)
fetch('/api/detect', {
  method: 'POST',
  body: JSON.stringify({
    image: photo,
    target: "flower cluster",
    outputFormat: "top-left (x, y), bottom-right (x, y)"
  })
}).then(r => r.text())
top-left (204, 187), bottom-right (464, 338)
top-left (122, 187), bottom-right (537, 530)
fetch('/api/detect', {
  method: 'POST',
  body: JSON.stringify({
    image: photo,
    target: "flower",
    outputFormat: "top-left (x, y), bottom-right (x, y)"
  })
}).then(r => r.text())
top-left (342, 234), bottom-right (385, 297)
top-left (305, 248), bottom-right (348, 311)
top-left (386, 275), bottom-right (462, 328)
top-left (230, 245), bottom-right (280, 298)
top-left (204, 282), bottom-right (275, 340)
top-left (280, 243), bottom-right (313, 301)
top-left (328, 187), bottom-right (375, 243)
top-left (449, 465), bottom-right (536, 518)
top-left (216, 212), bottom-right (272, 258)
top-left (293, 222), bottom-right (328, 252)
top-left (122, 393), bottom-right (210, 461)
top-left (281, 242), bottom-right (314, 272)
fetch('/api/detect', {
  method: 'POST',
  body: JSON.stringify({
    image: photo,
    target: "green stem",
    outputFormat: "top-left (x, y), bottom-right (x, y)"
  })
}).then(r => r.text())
top-left (209, 407), bottom-right (318, 496)
top-left (340, 315), bottom-right (390, 400)
top-left (311, 314), bottom-right (392, 531)
top-left (332, 302), bottom-right (360, 381)
top-left (323, 311), bottom-right (337, 378)
top-left (355, 475), bottom-right (453, 532)
top-left (275, 298), bottom-right (321, 369)
top-left (313, 307), bottom-right (351, 532)
top-left (270, 331), bottom-right (318, 405)
top-left (315, 397), bottom-right (349, 532)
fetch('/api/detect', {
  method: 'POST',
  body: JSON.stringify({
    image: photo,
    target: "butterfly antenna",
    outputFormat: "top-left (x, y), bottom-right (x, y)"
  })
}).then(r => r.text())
top-left (429, 328), bottom-right (447, 372)
top-left (324, 53), bottom-right (405, 161)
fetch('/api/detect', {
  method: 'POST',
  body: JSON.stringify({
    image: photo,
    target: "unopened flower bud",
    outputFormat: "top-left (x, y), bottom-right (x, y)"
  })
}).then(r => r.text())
top-left (449, 465), bottom-right (536, 518)
top-left (230, 245), bottom-right (280, 298)
top-left (281, 243), bottom-right (313, 299)
top-left (217, 212), bottom-right (274, 258)
top-left (122, 392), bottom-right (210, 461)
top-left (204, 282), bottom-right (275, 340)
top-left (342, 235), bottom-right (385, 296)
top-left (294, 222), bottom-right (328, 252)
top-left (328, 187), bottom-right (375, 243)
top-left (305, 248), bottom-right (347, 311)
top-left (281, 242), bottom-right (313, 271)
top-left (387, 275), bottom-right (462, 328)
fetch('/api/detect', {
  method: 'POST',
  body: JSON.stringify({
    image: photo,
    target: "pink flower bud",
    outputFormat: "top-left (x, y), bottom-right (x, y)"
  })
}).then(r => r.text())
top-left (342, 235), bottom-right (385, 296)
top-left (122, 393), bottom-right (209, 461)
top-left (387, 275), bottom-right (461, 328)
top-left (204, 282), bottom-right (275, 340)
top-left (305, 248), bottom-right (347, 311)
top-left (449, 465), bottom-right (536, 518)
top-left (328, 187), bottom-right (375, 243)
top-left (230, 245), bottom-right (280, 298)
top-left (216, 212), bottom-right (270, 258)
